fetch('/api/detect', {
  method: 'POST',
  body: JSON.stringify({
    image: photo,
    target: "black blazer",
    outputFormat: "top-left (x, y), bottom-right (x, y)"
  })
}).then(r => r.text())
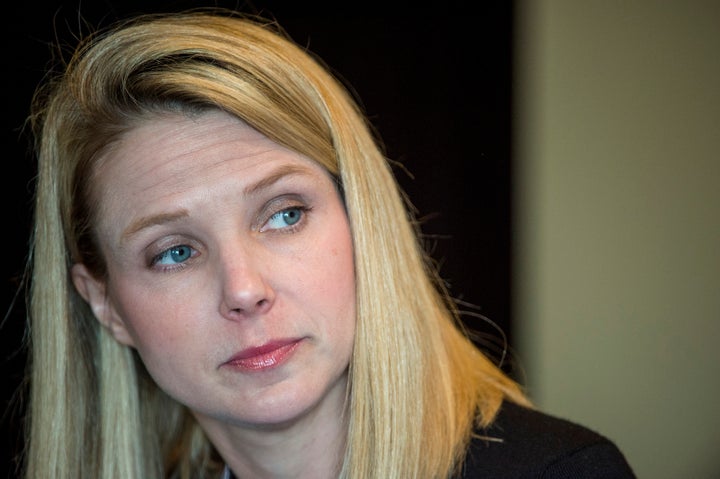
top-left (461, 401), bottom-right (636, 478)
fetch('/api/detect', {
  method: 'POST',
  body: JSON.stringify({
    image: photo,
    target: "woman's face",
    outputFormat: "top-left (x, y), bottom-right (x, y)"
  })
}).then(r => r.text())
top-left (72, 110), bottom-right (356, 432)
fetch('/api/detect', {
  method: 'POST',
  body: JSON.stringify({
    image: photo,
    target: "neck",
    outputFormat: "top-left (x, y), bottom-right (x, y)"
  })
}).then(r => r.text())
top-left (199, 379), bottom-right (349, 479)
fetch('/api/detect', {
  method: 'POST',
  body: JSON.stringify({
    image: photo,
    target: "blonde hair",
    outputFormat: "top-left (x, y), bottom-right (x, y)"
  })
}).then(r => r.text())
top-left (24, 9), bottom-right (529, 479)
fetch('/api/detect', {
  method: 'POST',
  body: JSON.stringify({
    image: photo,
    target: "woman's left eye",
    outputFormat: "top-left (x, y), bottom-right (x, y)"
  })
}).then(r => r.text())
top-left (265, 206), bottom-right (306, 230)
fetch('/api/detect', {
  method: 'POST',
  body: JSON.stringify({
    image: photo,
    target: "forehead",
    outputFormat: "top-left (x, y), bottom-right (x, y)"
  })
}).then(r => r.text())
top-left (88, 110), bottom-right (329, 236)
top-left (100, 110), bottom-right (277, 175)
top-left (95, 110), bottom-right (320, 190)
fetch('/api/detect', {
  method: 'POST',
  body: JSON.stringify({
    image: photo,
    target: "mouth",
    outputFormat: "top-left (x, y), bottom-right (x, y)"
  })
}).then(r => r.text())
top-left (222, 338), bottom-right (303, 372)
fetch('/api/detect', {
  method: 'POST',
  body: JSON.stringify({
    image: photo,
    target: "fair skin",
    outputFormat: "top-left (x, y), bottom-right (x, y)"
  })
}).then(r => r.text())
top-left (71, 109), bottom-right (356, 478)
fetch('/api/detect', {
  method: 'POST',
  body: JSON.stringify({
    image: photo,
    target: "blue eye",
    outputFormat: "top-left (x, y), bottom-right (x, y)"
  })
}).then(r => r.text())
top-left (266, 207), bottom-right (304, 230)
top-left (154, 245), bottom-right (194, 266)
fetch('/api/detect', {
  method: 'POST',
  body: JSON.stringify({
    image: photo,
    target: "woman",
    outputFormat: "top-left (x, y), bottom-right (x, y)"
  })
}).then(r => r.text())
top-left (19, 8), bottom-right (634, 478)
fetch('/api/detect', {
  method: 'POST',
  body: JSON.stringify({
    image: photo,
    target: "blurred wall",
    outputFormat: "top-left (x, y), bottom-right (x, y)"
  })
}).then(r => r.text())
top-left (513, 1), bottom-right (720, 478)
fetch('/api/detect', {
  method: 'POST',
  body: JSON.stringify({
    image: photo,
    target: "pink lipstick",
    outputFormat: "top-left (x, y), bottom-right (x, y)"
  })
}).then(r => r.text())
top-left (223, 339), bottom-right (301, 371)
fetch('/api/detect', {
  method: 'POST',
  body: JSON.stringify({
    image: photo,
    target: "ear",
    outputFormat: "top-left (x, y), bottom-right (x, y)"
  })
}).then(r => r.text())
top-left (71, 263), bottom-right (136, 347)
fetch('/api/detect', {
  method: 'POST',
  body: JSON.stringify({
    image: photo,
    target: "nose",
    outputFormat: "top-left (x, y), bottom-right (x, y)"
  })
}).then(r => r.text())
top-left (218, 243), bottom-right (275, 320)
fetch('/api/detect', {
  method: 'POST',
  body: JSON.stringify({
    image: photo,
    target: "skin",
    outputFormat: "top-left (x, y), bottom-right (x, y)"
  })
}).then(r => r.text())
top-left (72, 110), bottom-right (356, 478)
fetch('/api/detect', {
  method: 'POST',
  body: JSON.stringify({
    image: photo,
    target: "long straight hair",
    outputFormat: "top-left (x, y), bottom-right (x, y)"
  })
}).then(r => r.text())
top-left (24, 10), bottom-right (529, 478)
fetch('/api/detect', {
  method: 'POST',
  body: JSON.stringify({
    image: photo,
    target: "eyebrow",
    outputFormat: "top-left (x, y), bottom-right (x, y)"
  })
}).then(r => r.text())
top-left (122, 210), bottom-right (190, 241)
top-left (121, 163), bottom-right (317, 241)
top-left (243, 163), bottom-right (314, 196)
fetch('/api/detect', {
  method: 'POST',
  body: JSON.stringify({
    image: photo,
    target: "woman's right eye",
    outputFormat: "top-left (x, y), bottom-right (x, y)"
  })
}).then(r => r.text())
top-left (152, 244), bottom-right (196, 267)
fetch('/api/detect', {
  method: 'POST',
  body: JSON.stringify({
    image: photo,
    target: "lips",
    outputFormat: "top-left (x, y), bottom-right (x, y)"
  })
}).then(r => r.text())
top-left (223, 338), bottom-right (302, 371)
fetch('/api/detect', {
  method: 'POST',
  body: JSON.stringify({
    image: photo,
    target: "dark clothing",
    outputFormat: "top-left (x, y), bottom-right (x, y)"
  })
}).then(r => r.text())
top-left (462, 402), bottom-right (636, 478)
top-left (223, 402), bottom-right (636, 478)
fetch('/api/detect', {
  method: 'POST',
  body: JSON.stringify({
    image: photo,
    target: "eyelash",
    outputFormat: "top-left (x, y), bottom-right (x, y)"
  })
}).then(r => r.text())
top-left (150, 244), bottom-right (197, 271)
top-left (148, 204), bottom-right (312, 271)
top-left (262, 205), bottom-right (311, 233)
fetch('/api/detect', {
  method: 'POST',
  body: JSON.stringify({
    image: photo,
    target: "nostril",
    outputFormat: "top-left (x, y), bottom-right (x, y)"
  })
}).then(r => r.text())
top-left (228, 299), bottom-right (269, 316)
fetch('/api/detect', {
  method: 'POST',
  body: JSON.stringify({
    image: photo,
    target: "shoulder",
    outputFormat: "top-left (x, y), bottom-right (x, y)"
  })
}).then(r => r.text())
top-left (460, 401), bottom-right (636, 478)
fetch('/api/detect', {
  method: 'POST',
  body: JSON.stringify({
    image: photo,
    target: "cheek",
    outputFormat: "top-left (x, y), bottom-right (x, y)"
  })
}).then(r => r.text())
top-left (109, 282), bottom-right (209, 396)
top-left (317, 210), bottom-right (354, 282)
top-left (314, 218), bottom-right (356, 326)
top-left (109, 280), bottom-right (198, 352)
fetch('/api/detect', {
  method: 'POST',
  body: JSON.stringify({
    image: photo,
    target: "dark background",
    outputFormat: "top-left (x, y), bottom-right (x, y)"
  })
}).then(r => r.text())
top-left (2, 2), bottom-right (515, 477)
